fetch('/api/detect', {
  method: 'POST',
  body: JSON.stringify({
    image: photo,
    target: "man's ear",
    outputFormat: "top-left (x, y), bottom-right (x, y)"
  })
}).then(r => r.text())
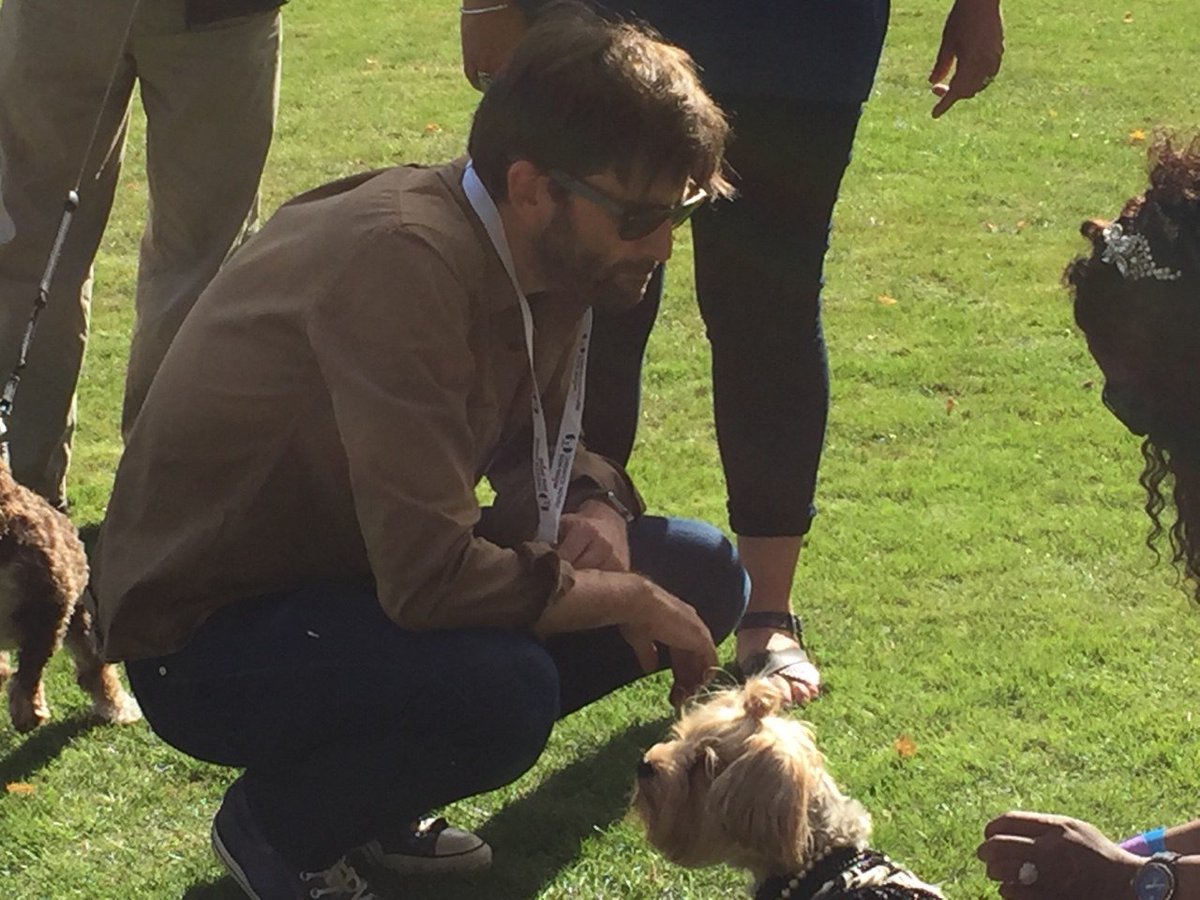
top-left (505, 159), bottom-right (555, 227)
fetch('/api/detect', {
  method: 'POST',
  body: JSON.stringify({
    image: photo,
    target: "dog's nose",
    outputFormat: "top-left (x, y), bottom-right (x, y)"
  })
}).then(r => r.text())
top-left (637, 759), bottom-right (656, 779)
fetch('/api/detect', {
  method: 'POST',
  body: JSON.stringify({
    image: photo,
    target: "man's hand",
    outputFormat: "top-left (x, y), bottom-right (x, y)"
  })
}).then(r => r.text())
top-left (531, 569), bottom-right (718, 707)
top-left (460, 2), bottom-right (528, 90)
top-left (555, 499), bottom-right (631, 572)
top-left (928, 0), bottom-right (1004, 118)
top-left (631, 580), bottom-right (719, 709)
top-left (977, 811), bottom-right (1143, 900)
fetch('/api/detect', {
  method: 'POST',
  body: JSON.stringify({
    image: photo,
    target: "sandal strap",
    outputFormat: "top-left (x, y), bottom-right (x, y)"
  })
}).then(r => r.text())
top-left (735, 611), bottom-right (804, 641)
top-left (726, 646), bottom-right (814, 684)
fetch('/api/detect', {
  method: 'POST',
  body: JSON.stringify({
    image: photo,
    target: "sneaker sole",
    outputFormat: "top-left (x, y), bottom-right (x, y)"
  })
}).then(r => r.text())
top-left (212, 819), bottom-right (266, 899)
top-left (361, 839), bottom-right (493, 876)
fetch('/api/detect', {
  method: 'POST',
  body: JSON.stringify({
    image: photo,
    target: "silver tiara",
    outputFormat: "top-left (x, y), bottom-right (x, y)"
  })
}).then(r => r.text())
top-left (1100, 222), bottom-right (1183, 282)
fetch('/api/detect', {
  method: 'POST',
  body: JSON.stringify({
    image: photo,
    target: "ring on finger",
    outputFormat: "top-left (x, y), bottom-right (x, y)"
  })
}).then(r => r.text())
top-left (1017, 862), bottom-right (1038, 886)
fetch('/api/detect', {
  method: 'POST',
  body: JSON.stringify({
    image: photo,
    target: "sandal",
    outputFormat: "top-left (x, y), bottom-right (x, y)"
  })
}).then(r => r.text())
top-left (726, 611), bottom-right (822, 693)
top-left (726, 646), bottom-right (813, 684)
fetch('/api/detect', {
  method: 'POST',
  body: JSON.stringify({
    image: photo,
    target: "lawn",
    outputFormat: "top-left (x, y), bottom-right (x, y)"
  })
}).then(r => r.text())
top-left (2, 0), bottom-right (1200, 897)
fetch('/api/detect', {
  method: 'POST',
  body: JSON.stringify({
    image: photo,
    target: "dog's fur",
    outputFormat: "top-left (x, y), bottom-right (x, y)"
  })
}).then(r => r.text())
top-left (633, 678), bottom-right (943, 899)
top-left (0, 460), bottom-right (139, 732)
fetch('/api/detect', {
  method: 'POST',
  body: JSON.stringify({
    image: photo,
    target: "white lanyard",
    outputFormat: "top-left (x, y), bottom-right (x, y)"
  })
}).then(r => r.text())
top-left (463, 162), bottom-right (592, 544)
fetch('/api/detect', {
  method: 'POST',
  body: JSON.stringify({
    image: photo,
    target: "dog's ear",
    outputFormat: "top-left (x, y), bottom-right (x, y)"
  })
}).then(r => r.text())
top-left (706, 731), bottom-right (813, 871)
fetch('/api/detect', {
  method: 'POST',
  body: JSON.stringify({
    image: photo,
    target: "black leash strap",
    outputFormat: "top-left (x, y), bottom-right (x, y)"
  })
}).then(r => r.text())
top-left (0, 191), bottom-right (79, 463)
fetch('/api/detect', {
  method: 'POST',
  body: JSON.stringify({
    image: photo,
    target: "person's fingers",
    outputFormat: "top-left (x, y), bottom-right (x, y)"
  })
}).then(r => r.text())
top-left (930, 51), bottom-right (1000, 117)
top-left (669, 681), bottom-right (689, 711)
top-left (983, 811), bottom-right (1066, 839)
top-left (931, 90), bottom-right (958, 118)
top-left (977, 833), bottom-right (1037, 863)
top-left (931, 76), bottom-right (977, 117)
top-left (997, 884), bottom-right (1039, 900)
top-left (977, 838), bottom-right (1042, 881)
top-left (555, 525), bottom-right (590, 565)
top-left (573, 542), bottom-right (619, 571)
top-left (928, 42), bottom-right (955, 86)
top-left (619, 626), bottom-right (660, 674)
top-left (631, 638), bottom-right (659, 674)
top-left (560, 525), bottom-right (619, 570)
top-left (672, 646), bottom-right (717, 692)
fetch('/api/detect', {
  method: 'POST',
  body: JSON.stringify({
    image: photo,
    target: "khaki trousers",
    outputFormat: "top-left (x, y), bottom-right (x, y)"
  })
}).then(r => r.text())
top-left (0, 0), bottom-right (281, 504)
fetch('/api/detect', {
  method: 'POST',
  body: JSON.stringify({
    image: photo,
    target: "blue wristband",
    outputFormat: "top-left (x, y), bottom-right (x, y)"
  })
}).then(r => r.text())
top-left (1144, 827), bottom-right (1168, 855)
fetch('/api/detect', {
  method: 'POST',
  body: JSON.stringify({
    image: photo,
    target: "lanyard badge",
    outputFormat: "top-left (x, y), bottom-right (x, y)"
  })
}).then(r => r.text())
top-left (463, 163), bottom-right (592, 543)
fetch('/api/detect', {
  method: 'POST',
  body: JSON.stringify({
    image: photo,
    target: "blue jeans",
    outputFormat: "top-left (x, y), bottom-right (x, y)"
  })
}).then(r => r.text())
top-left (126, 515), bottom-right (748, 869)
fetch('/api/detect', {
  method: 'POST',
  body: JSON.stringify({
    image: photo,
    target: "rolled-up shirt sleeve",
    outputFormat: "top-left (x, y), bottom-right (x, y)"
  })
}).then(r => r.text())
top-left (306, 224), bottom-right (571, 630)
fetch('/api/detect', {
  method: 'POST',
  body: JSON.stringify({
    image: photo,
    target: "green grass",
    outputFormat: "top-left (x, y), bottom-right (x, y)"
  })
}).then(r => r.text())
top-left (4, 0), bottom-right (1200, 897)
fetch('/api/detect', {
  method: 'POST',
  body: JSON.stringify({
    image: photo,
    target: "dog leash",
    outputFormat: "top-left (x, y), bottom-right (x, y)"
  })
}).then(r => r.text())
top-left (0, 0), bottom-right (145, 466)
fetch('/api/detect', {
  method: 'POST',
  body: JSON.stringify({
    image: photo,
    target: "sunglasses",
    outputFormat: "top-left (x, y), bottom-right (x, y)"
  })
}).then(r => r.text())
top-left (548, 170), bottom-right (709, 241)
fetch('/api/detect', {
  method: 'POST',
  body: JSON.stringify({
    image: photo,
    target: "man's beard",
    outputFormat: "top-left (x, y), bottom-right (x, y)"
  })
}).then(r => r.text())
top-left (533, 205), bottom-right (658, 313)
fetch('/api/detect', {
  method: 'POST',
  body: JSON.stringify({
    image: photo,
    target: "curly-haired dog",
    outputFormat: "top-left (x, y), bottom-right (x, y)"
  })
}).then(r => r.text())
top-left (0, 461), bottom-right (140, 732)
top-left (634, 678), bottom-right (944, 900)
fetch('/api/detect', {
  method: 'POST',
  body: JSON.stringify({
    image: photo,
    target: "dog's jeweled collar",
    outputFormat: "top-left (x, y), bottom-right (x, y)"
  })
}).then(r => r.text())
top-left (755, 848), bottom-right (940, 900)
top-left (755, 847), bottom-right (864, 900)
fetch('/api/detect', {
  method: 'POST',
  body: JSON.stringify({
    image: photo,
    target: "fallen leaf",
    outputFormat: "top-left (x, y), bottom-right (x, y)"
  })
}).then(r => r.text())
top-left (1129, 128), bottom-right (1147, 144)
top-left (6, 782), bottom-right (36, 795)
top-left (1122, 11), bottom-right (1134, 22)
top-left (946, 396), bottom-right (957, 415)
top-left (1015, 219), bottom-right (1028, 232)
top-left (363, 58), bottom-right (381, 70)
top-left (424, 122), bottom-right (443, 134)
top-left (878, 294), bottom-right (898, 306)
top-left (894, 735), bottom-right (918, 758)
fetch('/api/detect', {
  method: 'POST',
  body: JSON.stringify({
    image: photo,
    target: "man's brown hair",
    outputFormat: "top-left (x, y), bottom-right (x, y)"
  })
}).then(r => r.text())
top-left (468, 2), bottom-right (730, 200)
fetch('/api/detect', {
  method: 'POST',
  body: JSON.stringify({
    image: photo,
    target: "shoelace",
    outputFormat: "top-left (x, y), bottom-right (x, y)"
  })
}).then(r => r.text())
top-left (300, 859), bottom-right (378, 900)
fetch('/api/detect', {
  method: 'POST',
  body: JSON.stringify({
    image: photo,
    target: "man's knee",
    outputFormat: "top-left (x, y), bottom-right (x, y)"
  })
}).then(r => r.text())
top-left (465, 639), bottom-right (561, 783)
top-left (686, 524), bottom-right (750, 641)
top-left (636, 517), bottom-right (749, 642)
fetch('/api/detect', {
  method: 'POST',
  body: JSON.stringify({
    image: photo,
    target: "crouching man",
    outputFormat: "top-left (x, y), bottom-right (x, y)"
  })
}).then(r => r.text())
top-left (88, 7), bottom-right (746, 898)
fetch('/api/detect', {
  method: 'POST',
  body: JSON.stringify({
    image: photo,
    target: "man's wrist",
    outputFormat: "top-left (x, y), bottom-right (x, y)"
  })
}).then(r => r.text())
top-left (578, 489), bottom-right (636, 523)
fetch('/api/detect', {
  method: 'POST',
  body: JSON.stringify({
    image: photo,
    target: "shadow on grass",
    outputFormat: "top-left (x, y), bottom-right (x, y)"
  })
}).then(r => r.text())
top-left (179, 717), bottom-right (671, 900)
top-left (0, 714), bottom-right (98, 786)
top-left (377, 717), bottom-right (671, 900)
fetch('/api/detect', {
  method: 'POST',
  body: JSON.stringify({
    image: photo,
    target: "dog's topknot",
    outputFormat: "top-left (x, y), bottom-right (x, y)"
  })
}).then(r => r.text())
top-left (741, 677), bottom-right (789, 721)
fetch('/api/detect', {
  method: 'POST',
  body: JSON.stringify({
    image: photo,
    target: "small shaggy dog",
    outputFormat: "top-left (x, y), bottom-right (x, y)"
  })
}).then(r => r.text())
top-left (634, 679), bottom-right (944, 900)
top-left (0, 460), bottom-right (140, 732)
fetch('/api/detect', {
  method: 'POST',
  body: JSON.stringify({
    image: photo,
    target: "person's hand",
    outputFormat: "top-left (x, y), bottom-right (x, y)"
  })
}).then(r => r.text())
top-left (928, 0), bottom-right (1004, 118)
top-left (460, 2), bottom-right (529, 90)
top-left (556, 499), bottom-right (631, 571)
top-left (736, 627), bottom-right (821, 706)
top-left (621, 580), bottom-right (718, 709)
top-left (977, 811), bottom-right (1143, 900)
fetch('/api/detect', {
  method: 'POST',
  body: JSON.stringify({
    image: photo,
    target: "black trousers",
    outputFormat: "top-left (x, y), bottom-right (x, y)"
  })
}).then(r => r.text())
top-left (584, 96), bottom-right (864, 537)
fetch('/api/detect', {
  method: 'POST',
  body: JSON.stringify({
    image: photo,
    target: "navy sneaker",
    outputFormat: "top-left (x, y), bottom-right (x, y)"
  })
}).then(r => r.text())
top-left (360, 816), bottom-right (492, 876)
top-left (212, 778), bottom-right (379, 899)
